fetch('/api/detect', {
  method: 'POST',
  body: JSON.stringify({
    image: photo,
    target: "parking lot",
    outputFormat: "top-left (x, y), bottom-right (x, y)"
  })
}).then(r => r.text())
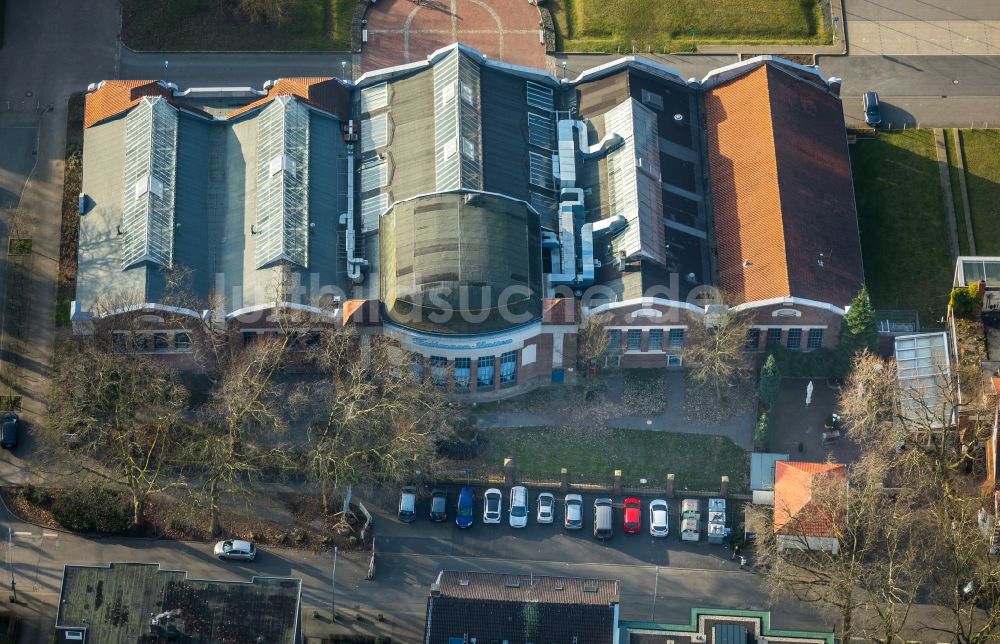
top-left (368, 484), bottom-right (746, 573)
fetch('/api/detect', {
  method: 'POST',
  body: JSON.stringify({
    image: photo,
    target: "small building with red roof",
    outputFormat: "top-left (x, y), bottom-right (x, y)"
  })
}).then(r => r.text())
top-left (773, 461), bottom-right (847, 554)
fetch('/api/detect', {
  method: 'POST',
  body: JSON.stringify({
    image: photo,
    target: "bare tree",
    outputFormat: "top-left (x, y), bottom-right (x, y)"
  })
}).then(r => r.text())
top-left (753, 350), bottom-right (1000, 642)
top-left (577, 309), bottom-right (610, 369)
top-left (301, 331), bottom-right (455, 515)
top-left (683, 307), bottom-right (752, 400)
top-left (46, 336), bottom-right (189, 529)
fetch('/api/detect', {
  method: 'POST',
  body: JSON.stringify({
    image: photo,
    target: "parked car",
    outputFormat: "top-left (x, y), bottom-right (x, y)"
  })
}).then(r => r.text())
top-left (214, 539), bottom-right (256, 561)
top-left (594, 498), bottom-right (614, 540)
top-left (456, 486), bottom-right (475, 529)
top-left (0, 413), bottom-right (18, 450)
top-left (649, 499), bottom-right (669, 537)
top-left (429, 489), bottom-right (448, 522)
top-left (483, 488), bottom-right (502, 524)
top-left (623, 497), bottom-right (641, 534)
top-left (863, 91), bottom-right (882, 126)
top-left (536, 492), bottom-right (555, 524)
top-left (564, 494), bottom-right (583, 530)
top-left (398, 485), bottom-right (417, 523)
top-left (509, 486), bottom-right (528, 528)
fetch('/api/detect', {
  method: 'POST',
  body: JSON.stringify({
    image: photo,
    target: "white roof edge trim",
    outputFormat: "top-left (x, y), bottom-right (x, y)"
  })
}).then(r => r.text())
top-left (731, 296), bottom-right (846, 316)
top-left (90, 303), bottom-right (202, 320)
top-left (224, 302), bottom-right (341, 321)
top-left (699, 55), bottom-right (829, 89)
top-left (586, 297), bottom-right (704, 316)
top-left (381, 188), bottom-right (544, 220)
top-left (570, 56), bottom-right (687, 87)
top-left (382, 318), bottom-right (544, 342)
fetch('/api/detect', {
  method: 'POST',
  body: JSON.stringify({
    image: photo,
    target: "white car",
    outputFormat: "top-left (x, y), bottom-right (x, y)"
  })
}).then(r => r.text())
top-left (483, 487), bottom-right (502, 524)
top-left (564, 494), bottom-right (583, 530)
top-left (509, 486), bottom-right (528, 528)
top-left (214, 539), bottom-right (256, 561)
top-left (536, 492), bottom-right (555, 524)
top-left (649, 498), bottom-right (669, 537)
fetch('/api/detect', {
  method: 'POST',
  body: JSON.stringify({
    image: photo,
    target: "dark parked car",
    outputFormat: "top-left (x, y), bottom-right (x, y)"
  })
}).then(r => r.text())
top-left (863, 91), bottom-right (882, 126)
top-left (0, 413), bottom-right (18, 449)
top-left (429, 489), bottom-right (447, 522)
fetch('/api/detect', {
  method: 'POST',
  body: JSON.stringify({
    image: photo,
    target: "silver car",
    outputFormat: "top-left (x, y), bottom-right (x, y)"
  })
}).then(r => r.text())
top-left (564, 494), bottom-right (583, 530)
top-left (537, 492), bottom-right (555, 524)
top-left (214, 539), bottom-right (256, 561)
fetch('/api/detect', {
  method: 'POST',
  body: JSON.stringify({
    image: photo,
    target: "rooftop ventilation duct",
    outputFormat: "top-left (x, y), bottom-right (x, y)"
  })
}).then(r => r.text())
top-left (342, 122), bottom-right (368, 284)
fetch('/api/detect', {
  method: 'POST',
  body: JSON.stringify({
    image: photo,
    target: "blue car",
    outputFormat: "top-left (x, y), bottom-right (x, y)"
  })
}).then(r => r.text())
top-left (456, 486), bottom-right (474, 528)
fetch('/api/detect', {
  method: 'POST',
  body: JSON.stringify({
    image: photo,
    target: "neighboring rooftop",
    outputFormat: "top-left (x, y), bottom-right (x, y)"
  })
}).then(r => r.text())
top-left (773, 461), bottom-right (846, 539)
top-left (622, 607), bottom-right (835, 644)
top-left (424, 570), bottom-right (619, 644)
top-left (55, 563), bottom-right (301, 644)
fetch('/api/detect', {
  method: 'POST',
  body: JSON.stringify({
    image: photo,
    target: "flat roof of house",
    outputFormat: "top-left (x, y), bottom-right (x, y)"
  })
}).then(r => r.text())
top-left (894, 332), bottom-right (953, 427)
top-left (56, 563), bottom-right (301, 644)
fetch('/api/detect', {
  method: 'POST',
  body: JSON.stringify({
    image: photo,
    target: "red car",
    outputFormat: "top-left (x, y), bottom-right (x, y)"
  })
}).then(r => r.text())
top-left (623, 497), bottom-right (641, 534)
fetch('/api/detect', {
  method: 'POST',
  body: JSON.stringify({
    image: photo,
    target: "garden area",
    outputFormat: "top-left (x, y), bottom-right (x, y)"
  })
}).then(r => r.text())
top-left (121, 0), bottom-right (355, 51)
top-left (57, 93), bottom-right (84, 327)
top-left (466, 426), bottom-right (748, 493)
top-left (547, 0), bottom-right (829, 52)
top-left (958, 129), bottom-right (1000, 255)
top-left (851, 130), bottom-right (953, 325)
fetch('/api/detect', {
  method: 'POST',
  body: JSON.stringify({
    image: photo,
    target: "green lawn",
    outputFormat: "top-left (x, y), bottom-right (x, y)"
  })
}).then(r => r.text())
top-left (122, 0), bottom-right (354, 51)
top-left (959, 130), bottom-right (1000, 255)
top-left (470, 427), bottom-right (748, 493)
top-left (550, 0), bottom-right (828, 52)
top-left (944, 130), bottom-right (971, 255)
top-left (851, 130), bottom-right (953, 325)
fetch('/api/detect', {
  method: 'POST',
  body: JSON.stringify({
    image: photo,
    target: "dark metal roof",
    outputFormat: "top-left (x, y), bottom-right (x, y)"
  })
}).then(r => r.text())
top-left (56, 563), bottom-right (301, 644)
top-left (380, 192), bottom-right (542, 334)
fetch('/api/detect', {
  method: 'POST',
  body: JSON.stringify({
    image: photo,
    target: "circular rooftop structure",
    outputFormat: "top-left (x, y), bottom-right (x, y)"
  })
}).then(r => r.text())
top-left (380, 192), bottom-right (543, 334)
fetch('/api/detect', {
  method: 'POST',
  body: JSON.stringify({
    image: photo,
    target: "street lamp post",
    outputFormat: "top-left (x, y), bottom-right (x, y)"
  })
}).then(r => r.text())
top-left (7, 529), bottom-right (16, 604)
top-left (331, 546), bottom-right (338, 621)
top-left (341, 61), bottom-right (348, 81)
top-left (833, 16), bottom-right (840, 41)
top-left (650, 566), bottom-right (658, 621)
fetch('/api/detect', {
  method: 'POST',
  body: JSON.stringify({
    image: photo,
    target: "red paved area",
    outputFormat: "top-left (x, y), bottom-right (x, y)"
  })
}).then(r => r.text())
top-left (362, 0), bottom-right (547, 73)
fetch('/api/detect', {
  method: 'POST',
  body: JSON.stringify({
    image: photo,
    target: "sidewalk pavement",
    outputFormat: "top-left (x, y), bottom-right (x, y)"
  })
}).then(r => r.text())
top-left (933, 128), bottom-right (961, 260)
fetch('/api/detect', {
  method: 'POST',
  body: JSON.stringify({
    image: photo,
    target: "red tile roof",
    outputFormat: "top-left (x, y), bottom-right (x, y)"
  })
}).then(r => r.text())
top-left (84, 80), bottom-right (172, 128)
top-left (226, 78), bottom-right (349, 120)
top-left (705, 63), bottom-right (864, 306)
top-left (774, 461), bottom-right (846, 539)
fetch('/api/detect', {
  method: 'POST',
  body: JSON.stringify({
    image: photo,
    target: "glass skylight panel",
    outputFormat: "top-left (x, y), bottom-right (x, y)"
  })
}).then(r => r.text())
top-left (526, 81), bottom-right (554, 111)
top-left (360, 158), bottom-right (388, 193)
top-left (254, 96), bottom-right (310, 269)
top-left (434, 50), bottom-right (482, 191)
top-left (361, 113), bottom-right (388, 153)
top-left (528, 151), bottom-right (555, 190)
top-left (529, 191), bottom-right (557, 216)
top-left (360, 82), bottom-right (388, 114)
top-left (121, 97), bottom-right (178, 270)
top-left (361, 193), bottom-right (388, 233)
top-left (527, 112), bottom-right (553, 149)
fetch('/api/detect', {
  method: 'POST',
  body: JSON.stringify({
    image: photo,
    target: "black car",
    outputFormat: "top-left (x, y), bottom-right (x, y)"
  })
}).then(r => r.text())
top-left (862, 91), bottom-right (882, 127)
top-left (429, 489), bottom-right (447, 522)
top-left (1, 413), bottom-right (18, 449)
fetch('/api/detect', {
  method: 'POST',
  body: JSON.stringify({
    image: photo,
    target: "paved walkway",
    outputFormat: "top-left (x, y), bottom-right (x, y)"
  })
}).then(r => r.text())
top-left (474, 371), bottom-right (755, 450)
top-left (361, 0), bottom-right (546, 72)
top-left (951, 128), bottom-right (977, 254)
top-left (933, 128), bottom-right (961, 260)
top-left (848, 20), bottom-right (1000, 55)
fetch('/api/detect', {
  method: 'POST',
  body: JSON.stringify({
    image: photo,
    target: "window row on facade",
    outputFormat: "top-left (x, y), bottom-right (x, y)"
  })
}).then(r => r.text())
top-left (606, 328), bottom-right (685, 366)
top-left (745, 327), bottom-right (825, 351)
top-left (412, 350), bottom-right (520, 392)
top-left (112, 330), bottom-right (192, 353)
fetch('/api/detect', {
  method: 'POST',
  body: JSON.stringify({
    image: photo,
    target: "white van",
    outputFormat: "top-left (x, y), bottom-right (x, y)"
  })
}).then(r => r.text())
top-left (509, 486), bottom-right (528, 528)
top-left (594, 498), bottom-right (614, 540)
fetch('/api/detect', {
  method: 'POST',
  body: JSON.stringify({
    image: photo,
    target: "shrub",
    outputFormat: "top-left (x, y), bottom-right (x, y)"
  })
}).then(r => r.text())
top-left (753, 412), bottom-right (770, 452)
top-left (293, 531), bottom-right (307, 543)
top-left (950, 286), bottom-right (982, 317)
top-left (23, 486), bottom-right (52, 507)
top-left (51, 486), bottom-right (131, 534)
top-left (770, 346), bottom-right (838, 378)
